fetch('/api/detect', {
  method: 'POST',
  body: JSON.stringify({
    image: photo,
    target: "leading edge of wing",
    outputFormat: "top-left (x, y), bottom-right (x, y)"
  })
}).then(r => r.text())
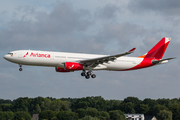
top-left (79, 48), bottom-right (136, 65)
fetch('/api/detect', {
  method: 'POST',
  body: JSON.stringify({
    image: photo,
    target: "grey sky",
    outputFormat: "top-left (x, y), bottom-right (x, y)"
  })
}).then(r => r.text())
top-left (0, 0), bottom-right (180, 100)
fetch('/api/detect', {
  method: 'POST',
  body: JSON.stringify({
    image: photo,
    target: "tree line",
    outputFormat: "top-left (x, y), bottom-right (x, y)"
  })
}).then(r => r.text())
top-left (0, 96), bottom-right (180, 120)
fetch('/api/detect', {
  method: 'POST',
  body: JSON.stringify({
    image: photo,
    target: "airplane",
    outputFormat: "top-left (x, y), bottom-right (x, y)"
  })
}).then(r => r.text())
top-left (4, 37), bottom-right (174, 79)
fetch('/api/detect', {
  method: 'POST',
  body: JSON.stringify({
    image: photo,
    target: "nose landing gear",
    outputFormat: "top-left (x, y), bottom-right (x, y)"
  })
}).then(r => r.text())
top-left (19, 64), bottom-right (23, 71)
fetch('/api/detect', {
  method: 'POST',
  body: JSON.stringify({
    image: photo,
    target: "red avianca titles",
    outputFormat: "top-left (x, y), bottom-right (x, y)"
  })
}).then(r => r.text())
top-left (4, 37), bottom-right (174, 79)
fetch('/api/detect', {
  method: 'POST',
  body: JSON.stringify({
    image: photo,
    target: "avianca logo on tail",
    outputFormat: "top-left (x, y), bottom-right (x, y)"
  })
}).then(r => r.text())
top-left (23, 52), bottom-right (51, 58)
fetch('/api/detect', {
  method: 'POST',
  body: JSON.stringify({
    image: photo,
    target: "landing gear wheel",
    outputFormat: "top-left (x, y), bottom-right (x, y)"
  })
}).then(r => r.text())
top-left (91, 74), bottom-right (96, 78)
top-left (19, 68), bottom-right (23, 71)
top-left (87, 71), bottom-right (92, 75)
top-left (81, 70), bottom-right (86, 76)
top-left (19, 64), bottom-right (23, 71)
top-left (85, 75), bottom-right (90, 79)
top-left (81, 72), bottom-right (86, 76)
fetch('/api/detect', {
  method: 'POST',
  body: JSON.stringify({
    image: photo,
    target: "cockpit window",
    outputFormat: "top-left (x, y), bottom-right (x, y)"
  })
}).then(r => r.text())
top-left (8, 53), bottom-right (13, 56)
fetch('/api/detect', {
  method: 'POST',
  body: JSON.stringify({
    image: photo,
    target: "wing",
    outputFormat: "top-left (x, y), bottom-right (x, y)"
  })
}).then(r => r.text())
top-left (78, 48), bottom-right (136, 67)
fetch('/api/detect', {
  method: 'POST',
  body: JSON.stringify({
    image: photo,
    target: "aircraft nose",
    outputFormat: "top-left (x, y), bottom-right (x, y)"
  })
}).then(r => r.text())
top-left (3, 55), bottom-right (8, 60)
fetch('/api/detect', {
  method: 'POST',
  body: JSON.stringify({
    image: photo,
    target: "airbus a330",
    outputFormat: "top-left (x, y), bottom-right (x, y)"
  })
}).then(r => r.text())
top-left (4, 37), bottom-right (174, 79)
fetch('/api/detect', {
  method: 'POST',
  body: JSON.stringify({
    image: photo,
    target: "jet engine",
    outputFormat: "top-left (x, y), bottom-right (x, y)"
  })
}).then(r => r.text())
top-left (55, 67), bottom-right (72, 72)
top-left (64, 62), bottom-right (83, 70)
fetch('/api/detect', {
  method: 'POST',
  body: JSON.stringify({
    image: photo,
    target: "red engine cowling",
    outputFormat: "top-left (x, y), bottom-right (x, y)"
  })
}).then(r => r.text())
top-left (64, 62), bottom-right (83, 70)
top-left (55, 67), bottom-right (72, 72)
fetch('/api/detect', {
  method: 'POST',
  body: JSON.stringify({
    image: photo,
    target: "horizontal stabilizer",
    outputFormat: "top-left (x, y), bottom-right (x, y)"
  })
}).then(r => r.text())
top-left (152, 57), bottom-right (175, 64)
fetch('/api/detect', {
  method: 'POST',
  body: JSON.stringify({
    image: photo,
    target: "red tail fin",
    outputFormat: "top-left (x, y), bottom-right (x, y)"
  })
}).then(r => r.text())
top-left (139, 37), bottom-right (171, 60)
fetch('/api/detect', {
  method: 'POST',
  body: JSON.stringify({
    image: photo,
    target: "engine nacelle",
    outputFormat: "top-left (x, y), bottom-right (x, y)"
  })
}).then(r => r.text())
top-left (64, 62), bottom-right (83, 70)
top-left (55, 67), bottom-right (72, 72)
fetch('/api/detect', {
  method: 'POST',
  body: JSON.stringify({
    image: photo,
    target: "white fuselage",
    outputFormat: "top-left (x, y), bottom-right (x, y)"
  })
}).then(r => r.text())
top-left (4, 50), bottom-right (143, 71)
top-left (3, 37), bottom-right (172, 79)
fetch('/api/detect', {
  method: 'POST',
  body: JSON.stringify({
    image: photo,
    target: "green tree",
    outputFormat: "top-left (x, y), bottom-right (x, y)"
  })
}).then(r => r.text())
top-left (13, 97), bottom-right (31, 112)
top-left (51, 116), bottom-right (58, 120)
top-left (120, 102), bottom-right (135, 113)
top-left (76, 108), bottom-right (87, 118)
top-left (139, 104), bottom-right (150, 115)
top-left (0, 104), bottom-right (13, 111)
top-left (0, 99), bottom-right (12, 104)
top-left (92, 96), bottom-right (107, 111)
top-left (31, 96), bottom-right (44, 112)
top-left (107, 100), bottom-right (122, 111)
top-left (98, 111), bottom-right (110, 118)
top-left (71, 96), bottom-right (107, 111)
top-left (4, 111), bottom-right (14, 120)
top-left (143, 98), bottom-right (158, 107)
top-left (97, 116), bottom-right (106, 120)
top-left (109, 110), bottom-right (126, 120)
top-left (14, 111), bottom-right (31, 120)
top-left (72, 100), bottom-right (89, 111)
top-left (152, 104), bottom-right (168, 117)
top-left (0, 111), bottom-right (14, 120)
top-left (43, 98), bottom-right (52, 110)
top-left (142, 98), bottom-right (158, 115)
top-left (50, 99), bottom-right (70, 111)
top-left (80, 115), bottom-right (100, 120)
top-left (39, 110), bottom-right (56, 120)
top-left (123, 97), bottom-right (141, 105)
top-left (169, 98), bottom-right (178, 106)
top-left (33, 104), bottom-right (41, 114)
top-left (56, 111), bottom-right (78, 120)
top-left (61, 101), bottom-right (70, 111)
top-left (0, 111), bottom-right (6, 120)
top-left (157, 109), bottom-right (172, 120)
top-left (123, 97), bottom-right (142, 114)
top-left (156, 98), bottom-right (170, 107)
top-left (86, 107), bottom-right (99, 117)
top-left (169, 104), bottom-right (180, 120)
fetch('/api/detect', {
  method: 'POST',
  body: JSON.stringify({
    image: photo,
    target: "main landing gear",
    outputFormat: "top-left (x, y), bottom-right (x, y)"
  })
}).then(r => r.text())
top-left (19, 64), bottom-right (23, 71)
top-left (81, 70), bottom-right (96, 79)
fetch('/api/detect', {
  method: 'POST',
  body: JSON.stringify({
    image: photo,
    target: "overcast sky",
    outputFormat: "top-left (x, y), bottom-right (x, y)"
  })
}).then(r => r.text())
top-left (1, 0), bottom-right (180, 100)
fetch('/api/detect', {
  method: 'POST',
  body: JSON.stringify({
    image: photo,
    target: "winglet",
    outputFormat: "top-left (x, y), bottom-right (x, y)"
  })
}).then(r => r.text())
top-left (128, 48), bottom-right (136, 53)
